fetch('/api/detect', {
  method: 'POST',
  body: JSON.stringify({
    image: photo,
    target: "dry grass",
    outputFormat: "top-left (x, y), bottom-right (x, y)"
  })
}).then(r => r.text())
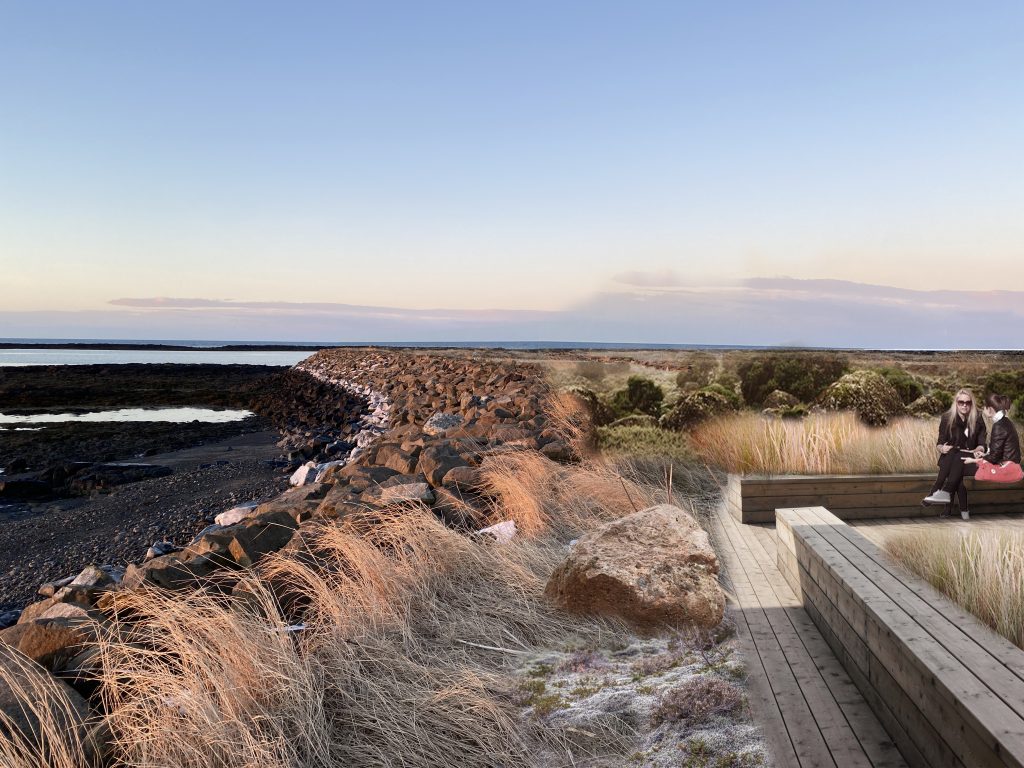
top-left (887, 529), bottom-right (1024, 650)
top-left (0, 385), bottom-right (733, 768)
top-left (1, 447), bottom-right (699, 768)
top-left (690, 411), bottom-right (936, 475)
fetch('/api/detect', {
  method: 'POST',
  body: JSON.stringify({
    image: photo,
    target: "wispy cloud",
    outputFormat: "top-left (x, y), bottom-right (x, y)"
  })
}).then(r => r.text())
top-left (3, 279), bottom-right (1024, 348)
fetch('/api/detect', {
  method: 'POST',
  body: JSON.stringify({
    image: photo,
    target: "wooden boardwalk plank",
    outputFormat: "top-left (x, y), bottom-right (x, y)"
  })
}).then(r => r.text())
top-left (713, 503), bottom-right (909, 767)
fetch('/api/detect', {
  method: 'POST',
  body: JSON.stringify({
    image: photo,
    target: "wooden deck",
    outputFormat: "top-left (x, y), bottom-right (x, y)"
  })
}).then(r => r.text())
top-left (712, 501), bottom-right (909, 768)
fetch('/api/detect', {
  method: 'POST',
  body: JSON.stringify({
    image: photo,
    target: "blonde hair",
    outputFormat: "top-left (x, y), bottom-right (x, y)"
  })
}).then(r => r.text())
top-left (944, 388), bottom-right (981, 439)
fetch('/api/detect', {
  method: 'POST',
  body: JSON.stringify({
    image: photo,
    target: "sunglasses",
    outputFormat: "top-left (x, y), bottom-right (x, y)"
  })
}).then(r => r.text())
top-left (956, 400), bottom-right (973, 406)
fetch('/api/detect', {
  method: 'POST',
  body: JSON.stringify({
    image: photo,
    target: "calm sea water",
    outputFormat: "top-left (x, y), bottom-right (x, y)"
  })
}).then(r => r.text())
top-left (0, 407), bottom-right (254, 424)
top-left (0, 349), bottom-right (313, 367)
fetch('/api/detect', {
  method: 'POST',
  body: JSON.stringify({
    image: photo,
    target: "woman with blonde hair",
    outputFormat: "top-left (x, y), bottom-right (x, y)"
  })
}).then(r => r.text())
top-left (922, 388), bottom-right (987, 519)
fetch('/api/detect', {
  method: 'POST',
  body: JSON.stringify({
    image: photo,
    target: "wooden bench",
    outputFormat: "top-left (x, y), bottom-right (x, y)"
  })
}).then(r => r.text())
top-left (776, 506), bottom-right (1024, 768)
top-left (726, 473), bottom-right (1024, 523)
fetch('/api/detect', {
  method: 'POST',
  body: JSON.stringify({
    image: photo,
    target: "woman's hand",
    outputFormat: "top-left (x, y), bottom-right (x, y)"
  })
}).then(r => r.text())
top-left (939, 443), bottom-right (953, 454)
top-left (973, 447), bottom-right (987, 458)
top-left (964, 457), bottom-right (979, 464)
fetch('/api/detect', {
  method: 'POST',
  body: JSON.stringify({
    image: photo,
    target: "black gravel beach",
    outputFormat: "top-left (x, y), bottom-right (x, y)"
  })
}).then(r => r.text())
top-left (0, 363), bottom-right (303, 612)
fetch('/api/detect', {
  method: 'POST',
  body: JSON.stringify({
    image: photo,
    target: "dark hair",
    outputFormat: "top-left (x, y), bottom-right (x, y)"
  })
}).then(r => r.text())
top-left (986, 392), bottom-right (1013, 412)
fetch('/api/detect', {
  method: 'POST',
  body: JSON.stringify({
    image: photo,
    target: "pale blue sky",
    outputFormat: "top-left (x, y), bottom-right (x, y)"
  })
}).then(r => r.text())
top-left (2, 2), bottom-right (1023, 343)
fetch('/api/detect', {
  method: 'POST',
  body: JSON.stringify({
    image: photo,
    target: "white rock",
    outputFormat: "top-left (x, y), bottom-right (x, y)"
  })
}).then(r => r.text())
top-left (314, 460), bottom-right (347, 483)
top-left (214, 502), bottom-right (260, 526)
top-left (479, 520), bottom-right (517, 543)
top-left (289, 462), bottom-right (319, 487)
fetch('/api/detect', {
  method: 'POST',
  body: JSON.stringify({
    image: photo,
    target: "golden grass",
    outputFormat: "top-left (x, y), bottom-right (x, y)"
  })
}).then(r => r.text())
top-left (0, 381), bottom-right (729, 768)
top-left (1, 444), bottom-right (701, 768)
top-left (690, 411), bottom-right (936, 475)
top-left (886, 528), bottom-right (1024, 649)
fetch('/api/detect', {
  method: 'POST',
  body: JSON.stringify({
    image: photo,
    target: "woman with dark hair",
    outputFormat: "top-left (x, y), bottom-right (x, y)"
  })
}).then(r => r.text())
top-left (964, 392), bottom-right (1022, 484)
top-left (922, 388), bottom-right (986, 519)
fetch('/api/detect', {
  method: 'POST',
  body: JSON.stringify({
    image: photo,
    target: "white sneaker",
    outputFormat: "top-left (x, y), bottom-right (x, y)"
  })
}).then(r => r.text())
top-left (923, 490), bottom-right (951, 505)
top-left (961, 509), bottom-right (970, 520)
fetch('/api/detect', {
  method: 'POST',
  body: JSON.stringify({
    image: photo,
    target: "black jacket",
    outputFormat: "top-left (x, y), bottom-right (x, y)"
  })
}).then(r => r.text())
top-left (937, 412), bottom-right (987, 466)
top-left (986, 416), bottom-right (1021, 464)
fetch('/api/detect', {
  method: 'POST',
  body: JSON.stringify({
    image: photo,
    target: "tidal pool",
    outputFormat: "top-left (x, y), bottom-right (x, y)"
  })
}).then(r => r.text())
top-left (0, 408), bottom-right (254, 424)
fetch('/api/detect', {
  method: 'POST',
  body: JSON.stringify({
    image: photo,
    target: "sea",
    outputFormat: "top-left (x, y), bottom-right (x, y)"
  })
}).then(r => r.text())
top-left (0, 338), bottom-right (763, 367)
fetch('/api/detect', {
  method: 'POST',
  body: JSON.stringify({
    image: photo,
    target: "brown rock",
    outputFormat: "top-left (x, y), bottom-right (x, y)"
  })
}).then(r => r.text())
top-left (0, 618), bottom-right (93, 670)
top-left (416, 444), bottom-right (470, 487)
top-left (545, 504), bottom-right (724, 630)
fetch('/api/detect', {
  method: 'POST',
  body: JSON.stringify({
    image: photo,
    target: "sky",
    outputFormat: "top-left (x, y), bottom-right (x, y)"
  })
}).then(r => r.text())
top-left (2, 2), bottom-right (1023, 346)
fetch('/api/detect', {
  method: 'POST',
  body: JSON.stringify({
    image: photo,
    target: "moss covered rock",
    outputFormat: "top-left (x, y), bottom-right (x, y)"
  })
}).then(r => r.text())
top-left (818, 370), bottom-right (904, 426)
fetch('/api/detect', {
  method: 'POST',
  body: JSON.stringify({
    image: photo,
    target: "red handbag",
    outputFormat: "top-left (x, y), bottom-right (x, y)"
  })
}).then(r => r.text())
top-left (974, 459), bottom-right (1024, 484)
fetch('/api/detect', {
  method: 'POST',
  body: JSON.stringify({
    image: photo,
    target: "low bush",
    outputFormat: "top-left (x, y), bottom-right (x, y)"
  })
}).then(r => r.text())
top-left (650, 677), bottom-right (744, 727)
top-left (985, 370), bottom-right (1024, 402)
top-left (564, 386), bottom-right (616, 427)
top-left (737, 353), bottom-right (847, 406)
top-left (609, 376), bottom-right (665, 419)
top-left (875, 367), bottom-right (924, 405)
top-left (907, 393), bottom-right (947, 417)
top-left (660, 389), bottom-right (737, 431)
top-left (818, 370), bottom-right (904, 426)
top-left (762, 390), bottom-right (799, 409)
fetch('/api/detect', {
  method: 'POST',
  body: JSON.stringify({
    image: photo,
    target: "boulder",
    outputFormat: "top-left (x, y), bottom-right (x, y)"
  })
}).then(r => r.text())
top-left (423, 412), bottom-right (464, 436)
top-left (545, 504), bottom-right (724, 630)
top-left (0, 644), bottom-right (90, 750)
top-left (441, 465), bottom-right (483, 489)
top-left (289, 461), bottom-right (319, 487)
top-left (416, 444), bottom-right (470, 487)
top-left (0, 618), bottom-right (93, 670)
top-left (215, 502), bottom-right (260, 526)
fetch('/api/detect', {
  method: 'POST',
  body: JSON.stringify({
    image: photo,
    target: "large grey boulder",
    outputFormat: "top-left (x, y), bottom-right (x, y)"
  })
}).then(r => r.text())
top-left (545, 504), bottom-right (724, 631)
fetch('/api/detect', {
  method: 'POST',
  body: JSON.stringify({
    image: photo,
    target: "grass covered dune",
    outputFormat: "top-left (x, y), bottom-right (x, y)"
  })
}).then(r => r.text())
top-left (0, 361), bottom-right (767, 768)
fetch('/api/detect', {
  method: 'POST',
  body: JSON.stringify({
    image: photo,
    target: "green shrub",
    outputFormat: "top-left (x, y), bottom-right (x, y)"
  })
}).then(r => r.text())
top-left (875, 367), bottom-right (924, 405)
top-left (932, 390), bottom-right (953, 411)
top-left (907, 393), bottom-right (947, 417)
top-left (660, 389), bottom-right (737, 431)
top-left (609, 375), bottom-right (665, 418)
top-left (565, 386), bottom-right (616, 427)
top-left (985, 370), bottom-right (1024, 402)
top-left (702, 382), bottom-right (743, 410)
top-left (1014, 395), bottom-right (1024, 419)
top-left (737, 353), bottom-right (847, 406)
top-left (818, 370), bottom-right (904, 426)
top-left (779, 404), bottom-right (809, 420)
top-left (762, 390), bottom-right (799, 409)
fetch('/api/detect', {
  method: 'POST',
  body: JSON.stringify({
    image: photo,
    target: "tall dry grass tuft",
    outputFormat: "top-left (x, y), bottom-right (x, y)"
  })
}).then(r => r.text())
top-left (0, 646), bottom-right (92, 768)
top-left (887, 528), bottom-right (1024, 649)
top-left (543, 388), bottom-right (594, 458)
top-left (691, 411), bottom-right (936, 475)
top-left (478, 451), bottom-right (663, 538)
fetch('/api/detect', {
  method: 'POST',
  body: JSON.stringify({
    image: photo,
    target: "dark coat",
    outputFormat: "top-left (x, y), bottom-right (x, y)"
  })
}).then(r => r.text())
top-left (986, 416), bottom-right (1021, 464)
top-left (936, 412), bottom-right (987, 466)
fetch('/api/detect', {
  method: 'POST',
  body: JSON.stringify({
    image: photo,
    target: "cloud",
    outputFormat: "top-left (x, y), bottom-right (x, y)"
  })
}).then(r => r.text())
top-left (4, 278), bottom-right (1024, 348)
